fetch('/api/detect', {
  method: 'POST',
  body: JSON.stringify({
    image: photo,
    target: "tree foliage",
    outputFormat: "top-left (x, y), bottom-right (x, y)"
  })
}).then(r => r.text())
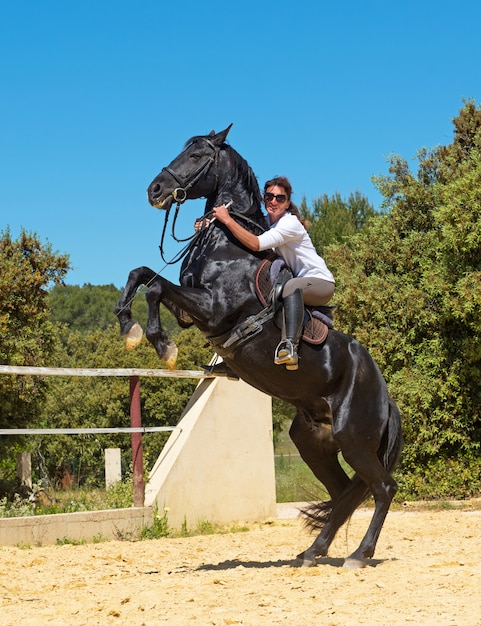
top-left (0, 229), bottom-right (70, 370)
top-left (300, 190), bottom-right (378, 253)
top-left (49, 283), bottom-right (124, 333)
top-left (0, 229), bottom-right (69, 470)
top-left (325, 99), bottom-right (481, 498)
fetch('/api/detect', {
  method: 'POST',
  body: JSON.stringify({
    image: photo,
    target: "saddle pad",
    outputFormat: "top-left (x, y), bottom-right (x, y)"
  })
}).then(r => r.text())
top-left (303, 310), bottom-right (329, 345)
top-left (255, 257), bottom-right (329, 345)
top-left (255, 256), bottom-right (277, 307)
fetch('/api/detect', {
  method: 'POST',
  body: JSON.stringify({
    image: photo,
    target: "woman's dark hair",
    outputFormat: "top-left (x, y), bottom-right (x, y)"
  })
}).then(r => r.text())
top-left (264, 176), bottom-right (310, 229)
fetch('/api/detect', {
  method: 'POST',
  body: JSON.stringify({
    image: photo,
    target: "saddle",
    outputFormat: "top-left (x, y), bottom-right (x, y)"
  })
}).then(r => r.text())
top-left (255, 256), bottom-right (334, 345)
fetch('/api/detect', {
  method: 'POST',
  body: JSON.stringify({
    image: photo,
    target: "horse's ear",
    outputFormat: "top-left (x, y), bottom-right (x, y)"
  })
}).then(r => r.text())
top-left (212, 123), bottom-right (233, 146)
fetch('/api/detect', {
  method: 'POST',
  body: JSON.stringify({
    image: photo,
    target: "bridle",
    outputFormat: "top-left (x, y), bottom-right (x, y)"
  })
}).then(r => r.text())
top-left (157, 136), bottom-right (267, 265)
top-left (158, 137), bottom-right (220, 262)
top-left (162, 136), bottom-right (219, 206)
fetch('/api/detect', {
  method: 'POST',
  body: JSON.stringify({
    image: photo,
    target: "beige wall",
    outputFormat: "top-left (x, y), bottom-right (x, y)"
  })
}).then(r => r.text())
top-left (145, 377), bottom-right (276, 530)
top-left (0, 507), bottom-right (153, 547)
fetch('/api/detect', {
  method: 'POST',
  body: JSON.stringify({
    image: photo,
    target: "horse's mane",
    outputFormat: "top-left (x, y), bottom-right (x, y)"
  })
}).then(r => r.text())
top-left (223, 144), bottom-right (263, 210)
top-left (185, 135), bottom-right (263, 213)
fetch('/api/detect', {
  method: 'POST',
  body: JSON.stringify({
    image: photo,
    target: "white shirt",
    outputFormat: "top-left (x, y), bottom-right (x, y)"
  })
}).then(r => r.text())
top-left (257, 212), bottom-right (335, 283)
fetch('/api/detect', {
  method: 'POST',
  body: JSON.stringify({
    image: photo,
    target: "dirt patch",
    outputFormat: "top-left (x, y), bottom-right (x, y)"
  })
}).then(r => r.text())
top-left (1, 509), bottom-right (480, 625)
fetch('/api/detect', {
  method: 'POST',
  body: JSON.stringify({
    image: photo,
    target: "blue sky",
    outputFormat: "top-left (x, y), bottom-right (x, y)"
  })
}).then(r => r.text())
top-left (2, 0), bottom-right (481, 288)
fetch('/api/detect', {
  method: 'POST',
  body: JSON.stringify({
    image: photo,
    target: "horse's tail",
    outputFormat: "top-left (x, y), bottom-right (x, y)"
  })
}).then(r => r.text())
top-left (382, 396), bottom-right (403, 473)
top-left (302, 396), bottom-right (403, 532)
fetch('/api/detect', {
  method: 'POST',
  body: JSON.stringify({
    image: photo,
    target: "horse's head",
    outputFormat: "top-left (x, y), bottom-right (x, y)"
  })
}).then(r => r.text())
top-left (147, 125), bottom-right (233, 210)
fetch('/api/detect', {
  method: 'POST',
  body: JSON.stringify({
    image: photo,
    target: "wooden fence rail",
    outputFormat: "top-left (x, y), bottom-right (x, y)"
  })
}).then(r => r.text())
top-left (0, 365), bottom-right (212, 506)
top-left (0, 365), bottom-right (210, 378)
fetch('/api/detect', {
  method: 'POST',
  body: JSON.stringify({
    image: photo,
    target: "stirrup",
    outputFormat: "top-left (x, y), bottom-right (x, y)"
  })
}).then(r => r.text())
top-left (201, 362), bottom-right (239, 380)
top-left (274, 340), bottom-right (299, 370)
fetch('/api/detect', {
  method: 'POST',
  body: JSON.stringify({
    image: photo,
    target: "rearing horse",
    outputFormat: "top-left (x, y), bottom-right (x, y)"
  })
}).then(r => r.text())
top-left (115, 125), bottom-right (402, 568)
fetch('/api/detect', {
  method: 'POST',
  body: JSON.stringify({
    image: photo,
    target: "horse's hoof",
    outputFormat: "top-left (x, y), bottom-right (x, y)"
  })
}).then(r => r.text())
top-left (123, 323), bottom-right (143, 351)
top-left (343, 557), bottom-right (367, 570)
top-left (164, 342), bottom-right (178, 371)
top-left (296, 552), bottom-right (317, 568)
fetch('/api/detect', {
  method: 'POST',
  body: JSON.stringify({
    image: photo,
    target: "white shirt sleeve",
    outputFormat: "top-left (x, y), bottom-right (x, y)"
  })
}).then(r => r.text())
top-left (257, 215), bottom-right (303, 251)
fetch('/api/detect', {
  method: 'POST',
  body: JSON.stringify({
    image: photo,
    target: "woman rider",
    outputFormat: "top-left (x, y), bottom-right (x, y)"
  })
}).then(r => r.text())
top-left (212, 176), bottom-right (335, 370)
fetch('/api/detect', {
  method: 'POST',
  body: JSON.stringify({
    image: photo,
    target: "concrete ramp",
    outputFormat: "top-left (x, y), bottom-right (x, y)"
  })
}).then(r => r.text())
top-left (144, 376), bottom-right (276, 530)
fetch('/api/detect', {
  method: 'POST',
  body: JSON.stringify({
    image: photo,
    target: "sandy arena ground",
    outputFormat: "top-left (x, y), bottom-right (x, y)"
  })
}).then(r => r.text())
top-left (1, 507), bottom-right (480, 625)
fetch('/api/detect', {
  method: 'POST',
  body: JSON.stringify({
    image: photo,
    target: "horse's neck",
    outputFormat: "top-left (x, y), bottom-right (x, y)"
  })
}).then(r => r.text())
top-left (180, 216), bottom-right (264, 287)
top-left (206, 154), bottom-right (263, 224)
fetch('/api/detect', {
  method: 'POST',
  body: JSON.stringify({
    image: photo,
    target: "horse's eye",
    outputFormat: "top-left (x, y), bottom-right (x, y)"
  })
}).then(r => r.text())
top-left (190, 152), bottom-right (202, 161)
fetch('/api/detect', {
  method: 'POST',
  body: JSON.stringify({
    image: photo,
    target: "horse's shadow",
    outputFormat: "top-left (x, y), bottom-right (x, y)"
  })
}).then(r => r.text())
top-left (195, 557), bottom-right (386, 571)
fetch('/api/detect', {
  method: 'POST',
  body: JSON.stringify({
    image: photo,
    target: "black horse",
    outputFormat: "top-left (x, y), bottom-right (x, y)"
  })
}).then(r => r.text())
top-left (115, 125), bottom-right (402, 568)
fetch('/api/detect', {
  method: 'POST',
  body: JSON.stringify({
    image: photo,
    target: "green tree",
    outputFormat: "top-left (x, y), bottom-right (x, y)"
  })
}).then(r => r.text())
top-left (49, 283), bottom-right (123, 332)
top-left (300, 191), bottom-right (378, 252)
top-left (326, 99), bottom-right (481, 498)
top-left (0, 229), bottom-right (70, 488)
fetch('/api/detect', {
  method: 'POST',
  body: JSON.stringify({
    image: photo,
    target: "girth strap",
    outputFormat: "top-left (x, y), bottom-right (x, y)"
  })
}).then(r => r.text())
top-left (208, 305), bottom-right (275, 356)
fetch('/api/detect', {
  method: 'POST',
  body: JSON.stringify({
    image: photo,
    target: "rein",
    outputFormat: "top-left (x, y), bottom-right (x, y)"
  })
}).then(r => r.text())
top-left (159, 205), bottom-right (267, 265)
top-left (158, 136), bottom-right (217, 263)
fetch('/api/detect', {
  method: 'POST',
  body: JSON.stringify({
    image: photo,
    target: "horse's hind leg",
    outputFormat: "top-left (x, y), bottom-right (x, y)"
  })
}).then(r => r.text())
top-left (296, 390), bottom-right (400, 568)
top-left (336, 398), bottom-right (400, 567)
top-left (339, 447), bottom-right (398, 568)
top-left (290, 410), bottom-right (355, 566)
top-left (289, 409), bottom-right (351, 501)
top-left (298, 439), bottom-right (398, 569)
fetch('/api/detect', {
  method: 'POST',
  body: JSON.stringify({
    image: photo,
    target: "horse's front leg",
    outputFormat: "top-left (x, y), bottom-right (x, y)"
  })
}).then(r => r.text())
top-left (144, 280), bottom-right (179, 369)
top-left (143, 277), bottom-right (218, 368)
top-left (114, 266), bottom-right (158, 350)
top-left (116, 268), bottom-right (214, 369)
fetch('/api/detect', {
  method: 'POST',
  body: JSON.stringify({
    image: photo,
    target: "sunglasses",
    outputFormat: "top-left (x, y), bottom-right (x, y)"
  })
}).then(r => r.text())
top-left (264, 192), bottom-right (287, 204)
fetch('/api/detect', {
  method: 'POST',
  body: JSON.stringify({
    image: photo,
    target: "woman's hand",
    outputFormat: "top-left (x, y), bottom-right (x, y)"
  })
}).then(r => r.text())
top-left (194, 217), bottom-right (210, 232)
top-left (211, 202), bottom-right (259, 252)
top-left (212, 204), bottom-right (231, 224)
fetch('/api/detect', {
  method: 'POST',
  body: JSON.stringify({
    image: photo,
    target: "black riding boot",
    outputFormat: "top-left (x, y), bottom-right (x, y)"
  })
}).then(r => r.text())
top-left (274, 289), bottom-right (304, 370)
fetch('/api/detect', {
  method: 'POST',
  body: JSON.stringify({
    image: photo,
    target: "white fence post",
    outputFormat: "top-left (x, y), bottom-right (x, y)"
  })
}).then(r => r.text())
top-left (104, 448), bottom-right (122, 488)
top-left (16, 452), bottom-right (32, 490)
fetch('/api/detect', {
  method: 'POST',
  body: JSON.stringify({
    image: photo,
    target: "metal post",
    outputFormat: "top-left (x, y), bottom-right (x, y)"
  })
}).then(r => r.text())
top-left (129, 375), bottom-right (145, 506)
